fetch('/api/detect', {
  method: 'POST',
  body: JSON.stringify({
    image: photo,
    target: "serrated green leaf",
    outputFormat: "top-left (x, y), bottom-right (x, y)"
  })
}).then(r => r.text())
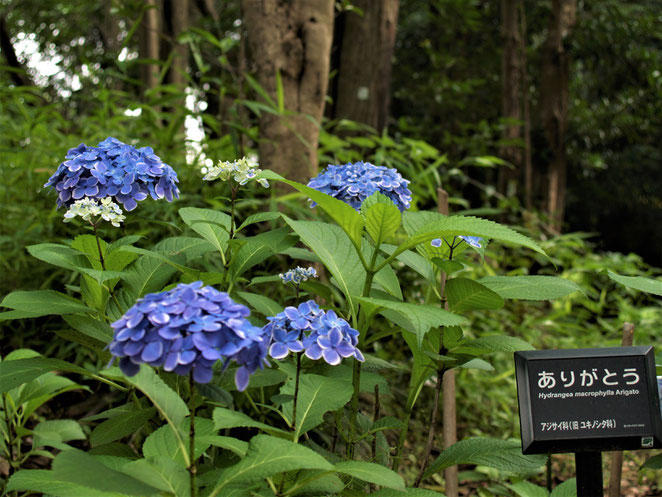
top-left (237, 211), bottom-right (282, 232)
top-left (179, 207), bottom-right (231, 260)
top-left (479, 276), bottom-right (582, 300)
top-left (228, 228), bottom-right (295, 281)
top-left (7, 469), bottom-right (126, 497)
top-left (334, 460), bottom-right (405, 490)
top-left (33, 419), bottom-right (86, 447)
top-left (382, 245), bottom-right (436, 285)
top-left (363, 194), bottom-right (401, 246)
top-left (207, 435), bottom-right (333, 496)
top-left (122, 255), bottom-right (177, 300)
top-left (607, 271), bottom-right (662, 296)
top-left (143, 417), bottom-right (216, 468)
top-left (48, 449), bottom-right (162, 496)
top-left (285, 219), bottom-right (364, 317)
top-left (124, 367), bottom-right (189, 465)
top-left (0, 290), bottom-right (93, 318)
top-left (388, 213), bottom-right (546, 267)
top-left (549, 479), bottom-right (577, 497)
top-left (280, 373), bottom-right (353, 441)
top-left (90, 407), bottom-right (156, 447)
top-left (642, 453), bottom-right (662, 469)
top-left (122, 457), bottom-right (190, 497)
top-left (236, 291), bottom-right (283, 317)
top-left (431, 258), bottom-right (464, 274)
top-left (153, 236), bottom-right (217, 262)
top-left (262, 170), bottom-right (365, 249)
top-left (424, 438), bottom-right (546, 478)
top-left (459, 358), bottom-right (494, 371)
top-left (506, 480), bottom-right (549, 497)
top-left (213, 407), bottom-right (288, 435)
top-left (453, 335), bottom-right (534, 355)
top-left (356, 296), bottom-right (466, 349)
top-left (0, 357), bottom-right (96, 393)
top-left (446, 278), bottom-right (504, 312)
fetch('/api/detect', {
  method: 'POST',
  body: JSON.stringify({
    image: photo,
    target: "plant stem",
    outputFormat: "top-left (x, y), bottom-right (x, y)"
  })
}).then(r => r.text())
top-left (371, 384), bottom-right (380, 461)
top-left (92, 222), bottom-right (121, 311)
top-left (391, 404), bottom-right (413, 472)
top-left (292, 351), bottom-right (302, 438)
top-left (188, 373), bottom-right (197, 497)
top-left (229, 184), bottom-right (237, 239)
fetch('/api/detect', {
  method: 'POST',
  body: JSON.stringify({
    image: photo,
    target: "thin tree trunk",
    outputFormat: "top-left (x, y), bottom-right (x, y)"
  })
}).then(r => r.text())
top-left (242, 0), bottom-right (335, 183)
top-left (331, 0), bottom-right (399, 131)
top-left (139, 0), bottom-right (160, 93)
top-left (169, 0), bottom-right (189, 89)
top-left (520, 2), bottom-right (533, 211)
top-left (498, 0), bottom-right (523, 196)
top-left (540, 0), bottom-right (576, 231)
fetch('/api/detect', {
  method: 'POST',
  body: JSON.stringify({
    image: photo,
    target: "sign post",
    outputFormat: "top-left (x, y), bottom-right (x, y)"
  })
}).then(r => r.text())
top-left (515, 346), bottom-right (662, 496)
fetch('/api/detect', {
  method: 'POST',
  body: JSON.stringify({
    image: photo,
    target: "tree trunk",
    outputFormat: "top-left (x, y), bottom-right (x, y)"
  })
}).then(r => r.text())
top-left (0, 15), bottom-right (34, 87)
top-left (540, 0), bottom-right (576, 231)
top-left (498, 0), bottom-right (523, 196)
top-left (169, 0), bottom-right (189, 89)
top-left (242, 0), bottom-right (335, 183)
top-left (520, 2), bottom-right (533, 211)
top-left (139, 0), bottom-right (160, 93)
top-left (331, 0), bottom-right (399, 131)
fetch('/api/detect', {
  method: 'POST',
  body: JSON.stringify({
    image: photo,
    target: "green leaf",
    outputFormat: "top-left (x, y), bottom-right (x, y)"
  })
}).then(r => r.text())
top-left (48, 449), bottom-right (162, 496)
top-left (459, 358), bottom-right (495, 371)
top-left (90, 407), bottom-right (156, 447)
top-left (143, 417), bottom-right (216, 468)
top-left (549, 479), bottom-right (577, 497)
top-left (479, 276), bottom-right (583, 300)
top-left (382, 245), bottom-right (436, 286)
top-left (0, 357), bottom-right (96, 393)
top-left (334, 461), bottom-right (405, 489)
top-left (362, 193), bottom-right (401, 246)
top-left (372, 489), bottom-right (446, 497)
top-left (122, 255), bottom-right (178, 300)
top-left (390, 212), bottom-right (546, 266)
top-left (237, 211), bottom-right (281, 232)
top-left (431, 258), bottom-right (464, 275)
top-left (122, 457), bottom-right (190, 497)
top-left (642, 453), bottom-right (662, 469)
top-left (285, 219), bottom-right (364, 317)
top-left (0, 290), bottom-right (93, 318)
top-left (263, 170), bottom-right (365, 249)
top-left (228, 227), bottom-right (296, 281)
top-left (207, 435), bottom-right (333, 496)
top-left (446, 278), bottom-right (504, 312)
top-left (453, 335), bottom-right (534, 355)
top-left (213, 407), bottom-right (288, 435)
top-left (124, 367), bottom-right (189, 465)
top-left (506, 480), bottom-right (549, 497)
top-left (153, 236), bottom-right (217, 262)
top-left (424, 438), bottom-right (547, 478)
top-left (607, 271), bottom-right (662, 296)
top-left (236, 291), bottom-right (284, 317)
top-left (33, 420), bottom-right (86, 447)
top-left (63, 315), bottom-right (113, 345)
top-left (7, 469), bottom-right (126, 497)
top-left (280, 374), bottom-right (353, 441)
top-left (179, 207), bottom-right (231, 259)
top-left (356, 296), bottom-right (466, 349)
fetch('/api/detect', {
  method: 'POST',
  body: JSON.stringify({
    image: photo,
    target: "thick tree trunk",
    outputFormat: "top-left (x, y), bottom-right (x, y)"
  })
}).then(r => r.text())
top-left (520, 3), bottom-right (533, 211)
top-left (498, 0), bottom-right (523, 196)
top-left (331, 0), bottom-right (399, 131)
top-left (139, 0), bottom-right (160, 93)
top-left (540, 0), bottom-right (576, 231)
top-left (242, 0), bottom-right (334, 183)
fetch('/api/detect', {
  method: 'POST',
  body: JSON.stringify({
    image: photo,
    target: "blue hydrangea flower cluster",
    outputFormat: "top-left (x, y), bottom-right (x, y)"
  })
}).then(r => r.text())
top-left (108, 281), bottom-right (269, 390)
top-left (307, 161), bottom-right (412, 212)
top-left (264, 300), bottom-right (365, 366)
top-left (44, 137), bottom-right (179, 211)
top-left (279, 266), bottom-right (317, 285)
top-left (431, 235), bottom-right (483, 249)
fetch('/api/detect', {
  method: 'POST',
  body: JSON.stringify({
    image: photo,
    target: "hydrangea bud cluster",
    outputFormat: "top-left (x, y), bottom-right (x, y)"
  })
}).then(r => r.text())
top-left (63, 197), bottom-right (126, 227)
top-left (44, 137), bottom-right (179, 211)
top-left (279, 266), bottom-right (317, 285)
top-left (431, 235), bottom-right (483, 249)
top-left (264, 300), bottom-right (365, 366)
top-left (307, 161), bottom-right (412, 212)
top-left (202, 156), bottom-right (269, 188)
top-left (108, 281), bottom-right (269, 390)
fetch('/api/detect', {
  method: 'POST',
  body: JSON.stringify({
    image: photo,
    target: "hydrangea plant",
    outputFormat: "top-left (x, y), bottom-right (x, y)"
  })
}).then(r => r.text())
top-left (279, 266), bottom-right (317, 285)
top-left (307, 161), bottom-right (412, 211)
top-left (63, 197), bottom-right (126, 227)
top-left (108, 281), bottom-right (269, 389)
top-left (44, 136), bottom-right (179, 211)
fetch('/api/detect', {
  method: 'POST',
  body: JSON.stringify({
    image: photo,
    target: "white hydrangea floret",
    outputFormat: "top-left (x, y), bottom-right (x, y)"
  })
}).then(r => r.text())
top-left (203, 156), bottom-right (268, 188)
top-left (63, 197), bottom-right (126, 227)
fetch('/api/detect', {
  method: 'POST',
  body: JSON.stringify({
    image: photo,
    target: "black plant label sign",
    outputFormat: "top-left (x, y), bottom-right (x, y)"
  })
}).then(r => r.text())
top-left (515, 346), bottom-right (662, 454)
